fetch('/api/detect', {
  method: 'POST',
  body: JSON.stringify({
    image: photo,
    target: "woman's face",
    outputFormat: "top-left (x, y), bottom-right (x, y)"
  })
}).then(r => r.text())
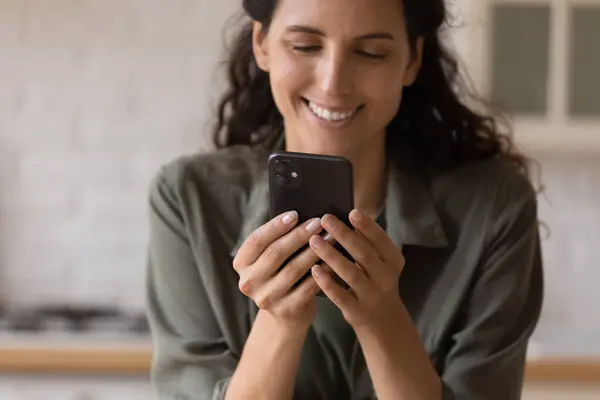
top-left (252, 0), bottom-right (423, 157)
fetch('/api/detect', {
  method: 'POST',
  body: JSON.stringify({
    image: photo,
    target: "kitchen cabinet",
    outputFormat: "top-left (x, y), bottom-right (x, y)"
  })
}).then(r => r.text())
top-left (452, 0), bottom-right (600, 152)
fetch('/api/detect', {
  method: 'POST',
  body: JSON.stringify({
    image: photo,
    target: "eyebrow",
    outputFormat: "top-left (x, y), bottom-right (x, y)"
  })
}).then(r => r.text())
top-left (285, 25), bottom-right (395, 41)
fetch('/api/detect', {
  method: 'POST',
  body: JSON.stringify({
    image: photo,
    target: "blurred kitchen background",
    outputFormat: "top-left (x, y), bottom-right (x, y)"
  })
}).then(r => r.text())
top-left (0, 0), bottom-right (599, 399)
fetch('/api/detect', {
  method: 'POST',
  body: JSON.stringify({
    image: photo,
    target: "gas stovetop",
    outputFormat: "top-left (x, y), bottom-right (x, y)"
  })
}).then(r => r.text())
top-left (0, 304), bottom-right (149, 335)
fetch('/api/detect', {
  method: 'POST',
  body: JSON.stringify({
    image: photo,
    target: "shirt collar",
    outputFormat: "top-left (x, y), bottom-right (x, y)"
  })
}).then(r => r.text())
top-left (229, 144), bottom-right (448, 258)
top-left (384, 165), bottom-right (448, 249)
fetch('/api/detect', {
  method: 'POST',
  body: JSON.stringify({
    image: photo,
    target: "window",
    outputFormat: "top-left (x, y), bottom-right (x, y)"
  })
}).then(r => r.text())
top-left (457, 0), bottom-right (600, 151)
top-left (569, 6), bottom-right (600, 117)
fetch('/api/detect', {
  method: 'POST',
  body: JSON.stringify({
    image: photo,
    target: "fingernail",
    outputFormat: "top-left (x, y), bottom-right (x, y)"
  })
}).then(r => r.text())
top-left (321, 214), bottom-right (335, 228)
top-left (351, 209), bottom-right (362, 222)
top-left (305, 218), bottom-right (321, 232)
top-left (282, 211), bottom-right (298, 224)
top-left (323, 233), bottom-right (334, 243)
top-left (311, 265), bottom-right (323, 277)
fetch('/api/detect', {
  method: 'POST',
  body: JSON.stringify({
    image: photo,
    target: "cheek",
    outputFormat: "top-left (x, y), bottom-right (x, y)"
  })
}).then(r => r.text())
top-left (362, 72), bottom-right (404, 118)
top-left (269, 55), bottom-right (311, 105)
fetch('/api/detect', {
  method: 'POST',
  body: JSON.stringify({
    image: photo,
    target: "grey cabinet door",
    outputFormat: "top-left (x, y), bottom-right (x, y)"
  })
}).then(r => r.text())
top-left (453, 0), bottom-right (600, 151)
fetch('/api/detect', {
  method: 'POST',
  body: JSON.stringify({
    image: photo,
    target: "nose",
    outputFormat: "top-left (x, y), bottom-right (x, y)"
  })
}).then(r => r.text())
top-left (318, 49), bottom-right (352, 97)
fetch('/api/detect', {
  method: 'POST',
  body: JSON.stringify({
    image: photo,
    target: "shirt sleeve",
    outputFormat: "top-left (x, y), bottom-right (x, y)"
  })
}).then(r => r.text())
top-left (441, 172), bottom-right (544, 400)
top-left (145, 167), bottom-right (236, 400)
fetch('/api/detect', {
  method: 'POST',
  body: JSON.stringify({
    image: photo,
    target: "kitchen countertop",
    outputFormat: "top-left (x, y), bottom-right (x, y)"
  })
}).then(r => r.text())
top-left (0, 332), bottom-right (152, 374)
top-left (1, 334), bottom-right (599, 382)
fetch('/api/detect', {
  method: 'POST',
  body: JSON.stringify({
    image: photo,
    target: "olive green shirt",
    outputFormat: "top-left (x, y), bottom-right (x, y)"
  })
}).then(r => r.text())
top-left (146, 142), bottom-right (543, 400)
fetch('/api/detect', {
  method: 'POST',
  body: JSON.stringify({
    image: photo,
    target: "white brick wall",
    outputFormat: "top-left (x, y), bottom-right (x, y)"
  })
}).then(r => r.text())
top-left (0, 0), bottom-right (238, 309)
top-left (0, 0), bottom-right (598, 355)
top-left (532, 153), bottom-right (600, 352)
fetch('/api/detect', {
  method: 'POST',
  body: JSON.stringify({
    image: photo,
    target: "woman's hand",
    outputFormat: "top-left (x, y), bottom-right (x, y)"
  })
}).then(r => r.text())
top-left (232, 210), bottom-right (330, 328)
top-left (309, 209), bottom-right (406, 329)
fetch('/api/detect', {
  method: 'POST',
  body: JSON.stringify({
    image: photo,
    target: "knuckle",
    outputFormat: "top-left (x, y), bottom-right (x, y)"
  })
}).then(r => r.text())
top-left (238, 276), bottom-right (253, 296)
top-left (247, 229), bottom-right (263, 247)
top-left (263, 244), bottom-right (282, 263)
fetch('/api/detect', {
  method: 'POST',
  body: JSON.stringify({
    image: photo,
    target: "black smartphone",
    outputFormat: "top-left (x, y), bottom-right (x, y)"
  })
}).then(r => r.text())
top-left (268, 151), bottom-right (354, 291)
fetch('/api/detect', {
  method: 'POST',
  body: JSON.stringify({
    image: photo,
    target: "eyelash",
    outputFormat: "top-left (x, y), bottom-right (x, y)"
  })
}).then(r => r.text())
top-left (291, 45), bottom-right (387, 60)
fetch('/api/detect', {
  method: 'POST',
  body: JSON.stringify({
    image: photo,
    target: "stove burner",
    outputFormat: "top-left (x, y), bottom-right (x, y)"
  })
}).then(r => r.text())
top-left (36, 305), bottom-right (122, 332)
top-left (0, 305), bottom-right (150, 334)
top-left (7, 310), bottom-right (44, 332)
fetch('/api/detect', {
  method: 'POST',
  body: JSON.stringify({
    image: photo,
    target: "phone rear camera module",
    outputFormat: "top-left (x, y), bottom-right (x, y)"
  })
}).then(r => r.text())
top-left (275, 175), bottom-right (289, 186)
top-left (273, 160), bottom-right (288, 174)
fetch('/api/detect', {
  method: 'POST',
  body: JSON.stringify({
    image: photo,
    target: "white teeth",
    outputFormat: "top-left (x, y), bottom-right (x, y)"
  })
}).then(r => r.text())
top-left (308, 101), bottom-right (356, 122)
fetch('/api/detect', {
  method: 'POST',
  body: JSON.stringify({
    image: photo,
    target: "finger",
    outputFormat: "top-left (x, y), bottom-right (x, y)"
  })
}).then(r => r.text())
top-left (320, 214), bottom-right (381, 279)
top-left (260, 234), bottom-right (335, 303)
top-left (349, 209), bottom-right (404, 268)
top-left (321, 261), bottom-right (350, 290)
top-left (234, 211), bottom-right (299, 270)
top-left (254, 217), bottom-right (323, 276)
top-left (320, 262), bottom-right (334, 274)
top-left (312, 264), bottom-right (357, 310)
top-left (238, 227), bottom-right (330, 301)
top-left (309, 234), bottom-right (375, 298)
top-left (273, 275), bottom-right (321, 317)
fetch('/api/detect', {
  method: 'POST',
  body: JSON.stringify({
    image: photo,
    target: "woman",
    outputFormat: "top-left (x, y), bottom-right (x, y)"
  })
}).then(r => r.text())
top-left (146, 0), bottom-right (543, 398)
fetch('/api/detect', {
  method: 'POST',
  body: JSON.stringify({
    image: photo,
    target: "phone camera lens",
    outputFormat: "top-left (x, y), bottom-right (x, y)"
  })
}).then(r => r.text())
top-left (275, 175), bottom-right (289, 186)
top-left (273, 160), bottom-right (288, 174)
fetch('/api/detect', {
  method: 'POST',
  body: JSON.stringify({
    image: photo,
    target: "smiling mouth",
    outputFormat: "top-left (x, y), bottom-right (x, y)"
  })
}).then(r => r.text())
top-left (301, 98), bottom-right (363, 123)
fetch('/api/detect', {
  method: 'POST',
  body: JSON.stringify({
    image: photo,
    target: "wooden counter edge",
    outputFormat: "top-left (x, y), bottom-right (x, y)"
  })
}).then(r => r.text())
top-left (0, 347), bottom-right (152, 375)
top-left (1, 347), bottom-right (600, 383)
top-left (526, 358), bottom-right (600, 383)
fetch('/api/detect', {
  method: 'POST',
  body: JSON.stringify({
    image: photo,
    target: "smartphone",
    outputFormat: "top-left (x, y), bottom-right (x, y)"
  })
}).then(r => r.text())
top-left (268, 151), bottom-right (354, 292)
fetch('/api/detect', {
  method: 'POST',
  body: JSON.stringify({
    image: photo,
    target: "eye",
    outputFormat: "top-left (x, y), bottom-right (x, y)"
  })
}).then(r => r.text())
top-left (291, 45), bottom-right (321, 53)
top-left (356, 50), bottom-right (387, 60)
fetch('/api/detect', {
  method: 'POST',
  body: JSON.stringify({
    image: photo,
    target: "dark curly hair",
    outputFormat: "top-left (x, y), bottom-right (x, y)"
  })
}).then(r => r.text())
top-left (212, 0), bottom-right (535, 178)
